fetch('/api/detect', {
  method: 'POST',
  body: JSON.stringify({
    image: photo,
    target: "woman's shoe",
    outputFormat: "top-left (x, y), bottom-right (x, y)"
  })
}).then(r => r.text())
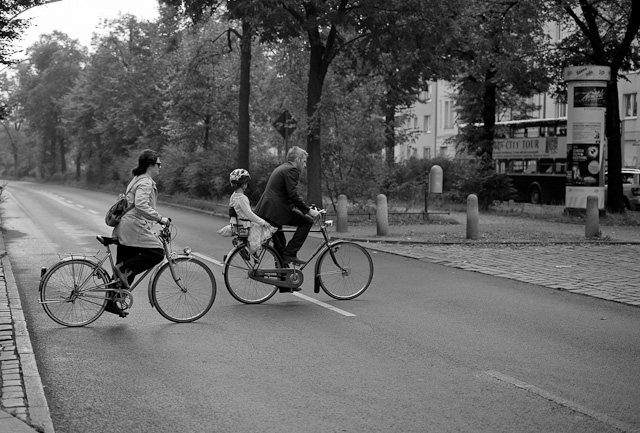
top-left (104, 300), bottom-right (129, 318)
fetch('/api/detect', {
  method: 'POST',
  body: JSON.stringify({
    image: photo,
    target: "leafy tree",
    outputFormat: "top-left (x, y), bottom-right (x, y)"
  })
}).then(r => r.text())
top-left (344, 0), bottom-right (461, 166)
top-left (159, 0), bottom-right (274, 171)
top-left (547, 0), bottom-right (640, 212)
top-left (14, 32), bottom-right (85, 178)
top-left (0, 0), bottom-right (54, 66)
top-left (63, 15), bottom-right (175, 185)
top-left (450, 0), bottom-right (552, 168)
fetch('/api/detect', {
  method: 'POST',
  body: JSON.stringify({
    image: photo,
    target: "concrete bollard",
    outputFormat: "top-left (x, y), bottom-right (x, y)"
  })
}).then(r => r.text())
top-left (376, 194), bottom-right (389, 236)
top-left (585, 195), bottom-right (600, 239)
top-left (467, 194), bottom-right (479, 240)
top-left (337, 194), bottom-right (348, 233)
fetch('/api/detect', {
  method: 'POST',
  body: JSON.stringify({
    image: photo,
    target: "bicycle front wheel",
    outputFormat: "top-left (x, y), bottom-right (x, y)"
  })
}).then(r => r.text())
top-left (151, 257), bottom-right (217, 323)
top-left (224, 244), bottom-right (280, 304)
top-left (40, 259), bottom-right (110, 327)
top-left (317, 241), bottom-right (374, 300)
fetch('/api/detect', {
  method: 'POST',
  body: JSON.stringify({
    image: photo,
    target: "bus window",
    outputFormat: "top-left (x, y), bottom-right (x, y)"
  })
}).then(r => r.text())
top-left (540, 158), bottom-right (554, 173)
top-left (512, 128), bottom-right (526, 138)
top-left (525, 159), bottom-right (538, 173)
top-left (527, 127), bottom-right (540, 138)
top-left (555, 159), bottom-right (567, 173)
top-left (508, 160), bottom-right (524, 173)
top-left (495, 160), bottom-right (507, 174)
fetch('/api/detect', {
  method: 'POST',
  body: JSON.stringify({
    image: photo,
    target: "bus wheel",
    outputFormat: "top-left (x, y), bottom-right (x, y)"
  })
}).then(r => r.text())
top-left (529, 186), bottom-right (542, 204)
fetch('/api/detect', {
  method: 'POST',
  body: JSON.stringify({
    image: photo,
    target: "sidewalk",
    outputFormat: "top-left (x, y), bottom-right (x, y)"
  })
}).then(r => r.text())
top-left (0, 210), bottom-right (638, 433)
top-left (0, 232), bottom-right (53, 433)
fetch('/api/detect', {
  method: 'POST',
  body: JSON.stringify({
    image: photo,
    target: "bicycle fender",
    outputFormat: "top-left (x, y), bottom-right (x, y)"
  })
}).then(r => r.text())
top-left (39, 256), bottom-right (107, 293)
top-left (313, 240), bottom-right (346, 294)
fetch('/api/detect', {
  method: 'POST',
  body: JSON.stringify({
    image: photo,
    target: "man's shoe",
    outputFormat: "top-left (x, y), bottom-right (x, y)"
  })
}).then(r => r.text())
top-left (283, 255), bottom-right (306, 265)
top-left (278, 286), bottom-right (302, 293)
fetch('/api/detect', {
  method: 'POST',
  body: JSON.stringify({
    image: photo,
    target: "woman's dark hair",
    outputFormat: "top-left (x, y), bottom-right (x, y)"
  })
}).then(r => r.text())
top-left (132, 149), bottom-right (159, 176)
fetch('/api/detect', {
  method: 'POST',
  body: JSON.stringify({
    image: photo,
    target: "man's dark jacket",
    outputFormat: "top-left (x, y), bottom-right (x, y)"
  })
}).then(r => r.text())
top-left (254, 161), bottom-right (310, 226)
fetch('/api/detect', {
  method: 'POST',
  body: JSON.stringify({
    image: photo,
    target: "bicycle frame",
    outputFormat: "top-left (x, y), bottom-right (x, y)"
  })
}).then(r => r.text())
top-left (38, 223), bottom-right (193, 309)
top-left (245, 212), bottom-right (351, 292)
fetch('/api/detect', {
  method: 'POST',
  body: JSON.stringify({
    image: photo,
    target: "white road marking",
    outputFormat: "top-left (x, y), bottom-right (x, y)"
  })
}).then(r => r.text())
top-left (484, 370), bottom-right (640, 433)
top-left (191, 252), bottom-right (356, 317)
top-left (191, 252), bottom-right (224, 266)
top-left (293, 293), bottom-right (356, 317)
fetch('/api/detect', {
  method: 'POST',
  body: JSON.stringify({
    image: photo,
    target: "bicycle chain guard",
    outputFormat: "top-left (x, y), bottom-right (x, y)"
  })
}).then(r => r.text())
top-left (249, 268), bottom-right (304, 289)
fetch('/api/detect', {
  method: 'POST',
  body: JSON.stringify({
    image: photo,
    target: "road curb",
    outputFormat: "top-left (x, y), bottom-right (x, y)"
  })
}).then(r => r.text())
top-left (0, 230), bottom-right (55, 433)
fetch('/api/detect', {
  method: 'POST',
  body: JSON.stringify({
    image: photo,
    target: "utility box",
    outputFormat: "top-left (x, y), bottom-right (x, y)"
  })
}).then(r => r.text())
top-left (429, 165), bottom-right (443, 194)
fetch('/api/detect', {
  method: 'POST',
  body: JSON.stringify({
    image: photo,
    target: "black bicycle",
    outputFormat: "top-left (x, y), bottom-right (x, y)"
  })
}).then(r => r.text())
top-left (223, 208), bottom-right (374, 304)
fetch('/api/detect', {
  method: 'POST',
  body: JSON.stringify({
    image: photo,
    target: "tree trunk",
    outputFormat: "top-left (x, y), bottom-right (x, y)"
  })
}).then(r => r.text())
top-left (384, 101), bottom-right (396, 166)
top-left (237, 18), bottom-right (252, 170)
top-left (605, 72), bottom-right (624, 212)
top-left (482, 69), bottom-right (497, 168)
top-left (306, 44), bottom-right (327, 206)
top-left (203, 113), bottom-right (211, 150)
top-left (59, 134), bottom-right (66, 174)
top-left (75, 150), bottom-right (82, 180)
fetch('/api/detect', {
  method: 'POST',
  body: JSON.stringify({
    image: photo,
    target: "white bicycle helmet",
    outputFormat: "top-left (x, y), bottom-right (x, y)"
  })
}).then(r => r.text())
top-left (229, 168), bottom-right (251, 187)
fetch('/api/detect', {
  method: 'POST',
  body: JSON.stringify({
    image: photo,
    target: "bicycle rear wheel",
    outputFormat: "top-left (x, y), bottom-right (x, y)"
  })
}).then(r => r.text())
top-left (224, 244), bottom-right (280, 304)
top-left (316, 241), bottom-right (374, 300)
top-left (39, 259), bottom-right (110, 327)
top-left (151, 257), bottom-right (216, 323)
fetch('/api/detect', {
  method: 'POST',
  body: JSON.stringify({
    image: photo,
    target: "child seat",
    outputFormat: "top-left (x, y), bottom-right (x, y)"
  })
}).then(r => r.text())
top-left (229, 207), bottom-right (250, 239)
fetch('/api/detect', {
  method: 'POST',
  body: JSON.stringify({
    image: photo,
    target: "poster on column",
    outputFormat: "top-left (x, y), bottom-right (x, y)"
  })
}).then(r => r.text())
top-left (563, 65), bottom-right (610, 209)
top-left (566, 84), bottom-right (606, 187)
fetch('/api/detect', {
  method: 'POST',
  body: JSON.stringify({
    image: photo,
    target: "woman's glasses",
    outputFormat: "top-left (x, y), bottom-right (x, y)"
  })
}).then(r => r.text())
top-left (154, 162), bottom-right (162, 168)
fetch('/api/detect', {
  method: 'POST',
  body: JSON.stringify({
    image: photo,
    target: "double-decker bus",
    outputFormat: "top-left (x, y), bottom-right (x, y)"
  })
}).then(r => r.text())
top-left (493, 118), bottom-right (568, 204)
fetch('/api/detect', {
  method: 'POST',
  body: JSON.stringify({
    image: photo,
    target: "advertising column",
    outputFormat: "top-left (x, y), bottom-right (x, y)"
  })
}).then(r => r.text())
top-left (564, 65), bottom-right (610, 209)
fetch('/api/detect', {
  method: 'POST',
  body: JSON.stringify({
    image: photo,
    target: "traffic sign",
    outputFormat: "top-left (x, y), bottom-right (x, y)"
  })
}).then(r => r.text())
top-left (273, 110), bottom-right (297, 139)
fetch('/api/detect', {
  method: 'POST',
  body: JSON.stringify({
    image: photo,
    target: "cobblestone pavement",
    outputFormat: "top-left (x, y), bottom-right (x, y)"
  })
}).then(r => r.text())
top-left (356, 242), bottom-right (640, 307)
top-left (0, 238), bottom-right (52, 432)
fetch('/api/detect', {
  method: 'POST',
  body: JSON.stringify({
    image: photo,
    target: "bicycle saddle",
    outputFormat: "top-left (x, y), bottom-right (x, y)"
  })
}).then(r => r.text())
top-left (96, 236), bottom-right (120, 246)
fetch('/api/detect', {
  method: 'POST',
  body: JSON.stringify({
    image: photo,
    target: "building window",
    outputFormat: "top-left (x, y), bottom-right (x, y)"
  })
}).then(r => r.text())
top-left (426, 84), bottom-right (432, 101)
top-left (413, 116), bottom-right (418, 129)
top-left (439, 145), bottom-right (447, 157)
top-left (624, 93), bottom-right (637, 118)
top-left (423, 115), bottom-right (431, 133)
top-left (423, 147), bottom-right (431, 159)
top-left (555, 102), bottom-right (567, 118)
top-left (443, 100), bottom-right (455, 129)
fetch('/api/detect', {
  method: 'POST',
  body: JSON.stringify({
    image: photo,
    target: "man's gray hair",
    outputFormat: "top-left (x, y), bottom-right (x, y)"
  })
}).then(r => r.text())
top-left (286, 146), bottom-right (308, 162)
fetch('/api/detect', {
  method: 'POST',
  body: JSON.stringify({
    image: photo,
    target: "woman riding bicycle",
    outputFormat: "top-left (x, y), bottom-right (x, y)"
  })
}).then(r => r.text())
top-left (108, 149), bottom-right (170, 317)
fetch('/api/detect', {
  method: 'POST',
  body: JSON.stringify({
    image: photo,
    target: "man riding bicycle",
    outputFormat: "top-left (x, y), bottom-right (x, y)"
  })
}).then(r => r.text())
top-left (254, 146), bottom-right (320, 266)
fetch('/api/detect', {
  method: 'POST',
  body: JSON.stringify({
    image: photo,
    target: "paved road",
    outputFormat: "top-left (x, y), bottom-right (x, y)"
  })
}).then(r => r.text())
top-left (1, 183), bottom-right (639, 432)
top-left (329, 212), bottom-right (640, 308)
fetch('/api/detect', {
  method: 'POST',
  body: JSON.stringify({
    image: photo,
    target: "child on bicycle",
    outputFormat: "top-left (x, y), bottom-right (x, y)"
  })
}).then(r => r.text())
top-left (229, 168), bottom-right (271, 243)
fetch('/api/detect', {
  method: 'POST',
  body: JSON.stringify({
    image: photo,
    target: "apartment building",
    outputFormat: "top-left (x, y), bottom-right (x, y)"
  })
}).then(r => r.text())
top-left (399, 72), bottom-right (639, 167)
top-left (398, 18), bottom-right (639, 168)
top-left (397, 80), bottom-right (458, 162)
